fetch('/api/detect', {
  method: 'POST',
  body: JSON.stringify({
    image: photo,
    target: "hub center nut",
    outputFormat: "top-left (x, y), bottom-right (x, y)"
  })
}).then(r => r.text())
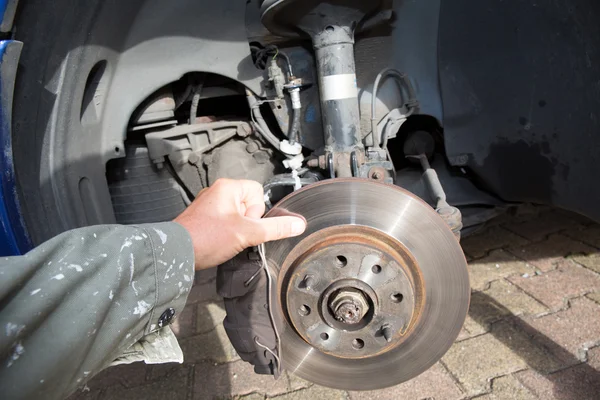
top-left (329, 288), bottom-right (370, 325)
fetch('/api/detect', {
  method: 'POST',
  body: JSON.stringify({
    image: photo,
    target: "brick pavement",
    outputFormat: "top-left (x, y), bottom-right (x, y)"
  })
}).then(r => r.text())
top-left (70, 207), bottom-right (600, 400)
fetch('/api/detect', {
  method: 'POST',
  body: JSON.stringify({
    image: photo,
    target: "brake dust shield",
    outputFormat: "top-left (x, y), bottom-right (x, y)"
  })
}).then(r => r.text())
top-left (264, 179), bottom-right (470, 390)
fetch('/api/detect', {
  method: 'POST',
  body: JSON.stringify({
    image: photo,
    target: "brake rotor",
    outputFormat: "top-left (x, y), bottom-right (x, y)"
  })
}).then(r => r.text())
top-left (264, 178), bottom-right (470, 390)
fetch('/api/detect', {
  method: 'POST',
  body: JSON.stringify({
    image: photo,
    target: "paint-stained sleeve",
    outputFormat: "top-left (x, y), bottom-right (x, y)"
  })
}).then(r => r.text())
top-left (0, 222), bottom-right (195, 400)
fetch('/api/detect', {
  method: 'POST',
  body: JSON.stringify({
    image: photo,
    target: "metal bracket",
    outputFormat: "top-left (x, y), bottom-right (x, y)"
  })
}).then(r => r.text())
top-left (145, 121), bottom-right (252, 166)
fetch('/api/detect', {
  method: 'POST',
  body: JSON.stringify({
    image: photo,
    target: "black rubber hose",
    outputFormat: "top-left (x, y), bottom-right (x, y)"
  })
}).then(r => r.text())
top-left (289, 107), bottom-right (301, 144)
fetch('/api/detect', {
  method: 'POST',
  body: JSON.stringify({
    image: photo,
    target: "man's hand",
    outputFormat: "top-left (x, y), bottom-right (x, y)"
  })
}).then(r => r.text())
top-left (174, 179), bottom-right (306, 270)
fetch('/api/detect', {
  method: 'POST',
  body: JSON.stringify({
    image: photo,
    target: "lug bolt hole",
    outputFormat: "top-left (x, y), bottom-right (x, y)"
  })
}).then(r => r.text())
top-left (320, 332), bottom-right (329, 341)
top-left (335, 255), bottom-right (347, 268)
top-left (352, 338), bottom-right (364, 350)
top-left (390, 293), bottom-right (404, 303)
top-left (298, 305), bottom-right (311, 316)
top-left (325, 25), bottom-right (335, 33)
top-left (371, 265), bottom-right (382, 274)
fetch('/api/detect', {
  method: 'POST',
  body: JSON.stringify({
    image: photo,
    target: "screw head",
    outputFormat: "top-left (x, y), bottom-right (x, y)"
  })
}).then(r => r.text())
top-left (298, 304), bottom-right (311, 316)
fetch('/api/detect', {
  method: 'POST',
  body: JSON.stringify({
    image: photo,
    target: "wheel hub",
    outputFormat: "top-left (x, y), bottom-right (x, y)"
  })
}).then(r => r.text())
top-left (264, 178), bottom-right (470, 390)
top-left (282, 226), bottom-right (421, 358)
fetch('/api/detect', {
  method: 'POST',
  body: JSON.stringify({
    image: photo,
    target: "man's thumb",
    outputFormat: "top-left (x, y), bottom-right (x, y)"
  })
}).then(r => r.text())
top-left (248, 216), bottom-right (306, 245)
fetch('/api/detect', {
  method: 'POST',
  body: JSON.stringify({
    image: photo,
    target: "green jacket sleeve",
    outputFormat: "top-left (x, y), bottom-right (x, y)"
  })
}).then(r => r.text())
top-left (0, 222), bottom-right (195, 400)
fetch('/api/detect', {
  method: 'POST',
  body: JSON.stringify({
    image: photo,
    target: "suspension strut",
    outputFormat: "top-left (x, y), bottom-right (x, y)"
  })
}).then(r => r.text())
top-left (261, 0), bottom-right (385, 177)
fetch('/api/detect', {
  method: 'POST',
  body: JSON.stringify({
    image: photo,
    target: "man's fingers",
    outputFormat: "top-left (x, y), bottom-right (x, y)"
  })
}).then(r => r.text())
top-left (237, 180), bottom-right (266, 218)
top-left (245, 204), bottom-right (265, 219)
top-left (245, 216), bottom-right (307, 246)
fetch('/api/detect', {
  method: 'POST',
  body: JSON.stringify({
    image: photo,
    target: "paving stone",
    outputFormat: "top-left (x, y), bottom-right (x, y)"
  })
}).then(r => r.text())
top-left (564, 225), bottom-right (600, 249)
top-left (465, 280), bottom-right (547, 336)
top-left (270, 385), bottom-right (348, 400)
top-left (508, 261), bottom-right (600, 310)
top-left (238, 394), bottom-right (266, 400)
top-left (171, 302), bottom-right (196, 338)
top-left (468, 250), bottom-right (535, 291)
top-left (571, 252), bottom-right (600, 274)
top-left (102, 366), bottom-right (190, 400)
top-left (486, 204), bottom-right (553, 228)
top-left (85, 363), bottom-right (148, 390)
top-left (195, 267), bottom-right (217, 285)
top-left (442, 320), bottom-right (561, 396)
top-left (554, 209), bottom-right (596, 227)
top-left (461, 227), bottom-right (529, 258)
top-left (456, 325), bottom-right (474, 341)
top-left (520, 297), bottom-right (600, 364)
top-left (144, 364), bottom-right (186, 384)
top-left (348, 363), bottom-right (463, 400)
top-left (507, 234), bottom-right (597, 272)
top-left (196, 301), bottom-right (227, 334)
top-left (586, 291), bottom-right (600, 305)
top-left (476, 374), bottom-right (536, 400)
top-left (516, 365), bottom-right (600, 400)
top-left (587, 346), bottom-right (600, 369)
top-left (502, 210), bottom-right (583, 241)
top-left (193, 361), bottom-right (289, 399)
top-left (187, 279), bottom-right (220, 304)
top-left (179, 324), bottom-right (240, 364)
top-left (286, 372), bottom-right (313, 391)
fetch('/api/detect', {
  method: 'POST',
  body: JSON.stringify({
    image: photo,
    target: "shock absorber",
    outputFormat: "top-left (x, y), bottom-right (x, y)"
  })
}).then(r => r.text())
top-left (261, 0), bottom-right (385, 177)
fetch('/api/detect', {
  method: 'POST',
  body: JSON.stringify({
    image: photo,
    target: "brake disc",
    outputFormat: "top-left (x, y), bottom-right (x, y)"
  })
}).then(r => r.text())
top-left (264, 178), bottom-right (470, 390)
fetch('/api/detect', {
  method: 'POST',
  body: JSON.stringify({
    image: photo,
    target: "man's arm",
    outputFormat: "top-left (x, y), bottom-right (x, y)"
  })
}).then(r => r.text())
top-left (0, 178), bottom-right (306, 400)
top-left (0, 222), bottom-right (195, 400)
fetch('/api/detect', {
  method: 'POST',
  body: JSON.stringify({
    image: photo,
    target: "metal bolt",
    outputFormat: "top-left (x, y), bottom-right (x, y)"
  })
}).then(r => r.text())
top-left (372, 171), bottom-right (382, 180)
top-left (381, 324), bottom-right (393, 342)
top-left (329, 288), bottom-right (370, 325)
top-left (300, 275), bottom-right (315, 290)
top-left (240, 123), bottom-right (252, 136)
top-left (298, 305), bottom-right (311, 316)
top-left (307, 159), bottom-right (320, 168)
top-left (245, 141), bottom-right (259, 153)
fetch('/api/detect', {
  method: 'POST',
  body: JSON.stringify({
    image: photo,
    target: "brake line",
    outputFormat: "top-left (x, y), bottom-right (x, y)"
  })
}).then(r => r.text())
top-left (258, 242), bottom-right (282, 377)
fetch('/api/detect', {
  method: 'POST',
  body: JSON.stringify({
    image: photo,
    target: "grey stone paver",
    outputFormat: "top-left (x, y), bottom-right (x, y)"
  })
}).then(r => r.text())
top-left (178, 324), bottom-right (240, 364)
top-left (348, 363), bottom-right (463, 400)
top-left (193, 361), bottom-right (289, 399)
top-left (461, 226), bottom-right (530, 258)
top-left (507, 261), bottom-right (600, 311)
top-left (501, 210), bottom-right (584, 241)
top-left (516, 365), bottom-right (600, 400)
top-left (71, 207), bottom-right (600, 400)
top-left (520, 297), bottom-right (600, 364)
top-left (564, 225), bottom-right (600, 249)
top-left (196, 302), bottom-right (227, 334)
top-left (508, 233), bottom-right (597, 272)
top-left (462, 279), bottom-right (547, 337)
top-left (468, 249), bottom-right (535, 291)
top-left (442, 319), bottom-right (562, 396)
top-left (475, 375), bottom-right (537, 400)
top-left (269, 385), bottom-right (348, 400)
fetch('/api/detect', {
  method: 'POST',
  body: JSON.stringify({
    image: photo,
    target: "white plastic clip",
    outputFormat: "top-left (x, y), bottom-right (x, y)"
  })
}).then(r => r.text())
top-left (283, 154), bottom-right (304, 170)
top-left (291, 169), bottom-right (302, 190)
top-left (279, 140), bottom-right (302, 156)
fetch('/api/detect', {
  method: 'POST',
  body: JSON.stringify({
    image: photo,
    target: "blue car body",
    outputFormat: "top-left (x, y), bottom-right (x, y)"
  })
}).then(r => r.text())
top-left (0, 0), bottom-right (31, 255)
